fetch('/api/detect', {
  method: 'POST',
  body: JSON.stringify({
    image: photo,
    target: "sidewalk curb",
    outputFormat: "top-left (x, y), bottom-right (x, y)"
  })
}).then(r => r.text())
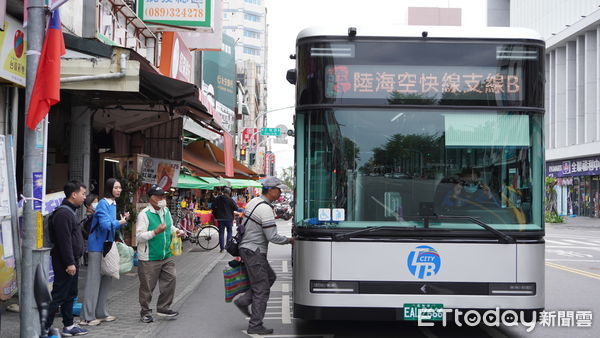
top-left (134, 250), bottom-right (227, 338)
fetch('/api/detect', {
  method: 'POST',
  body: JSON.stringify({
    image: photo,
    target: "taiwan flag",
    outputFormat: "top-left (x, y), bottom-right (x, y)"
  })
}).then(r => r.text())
top-left (26, 9), bottom-right (65, 130)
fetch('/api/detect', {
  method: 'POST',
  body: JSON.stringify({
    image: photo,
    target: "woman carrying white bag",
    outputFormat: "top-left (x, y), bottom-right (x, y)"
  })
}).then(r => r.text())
top-left (80, 178), bottom-right (129, 326)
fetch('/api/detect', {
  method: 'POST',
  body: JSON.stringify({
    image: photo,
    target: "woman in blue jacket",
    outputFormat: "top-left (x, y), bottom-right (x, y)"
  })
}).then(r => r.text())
top-left (80, 178), bottom-right (129, 326)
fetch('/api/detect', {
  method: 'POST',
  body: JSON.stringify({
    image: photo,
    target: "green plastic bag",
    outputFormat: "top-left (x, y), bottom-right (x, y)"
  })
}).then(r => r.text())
top-left (116, 231), bottom-right (134, 274)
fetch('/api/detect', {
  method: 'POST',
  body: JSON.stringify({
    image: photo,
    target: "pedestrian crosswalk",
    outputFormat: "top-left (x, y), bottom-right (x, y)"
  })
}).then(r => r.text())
top-left (546, 238), bottom-right (600, 247)
top-left (244, 259), bottom-right (294, 325)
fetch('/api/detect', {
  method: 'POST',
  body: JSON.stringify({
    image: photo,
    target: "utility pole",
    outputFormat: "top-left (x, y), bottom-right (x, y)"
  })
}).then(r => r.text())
top-left (22, 0), bottom-right (47, 336)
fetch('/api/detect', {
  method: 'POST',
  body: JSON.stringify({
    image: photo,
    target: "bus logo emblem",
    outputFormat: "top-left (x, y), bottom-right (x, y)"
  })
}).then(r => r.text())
top-left (407, 246), bottom-right (441, 279)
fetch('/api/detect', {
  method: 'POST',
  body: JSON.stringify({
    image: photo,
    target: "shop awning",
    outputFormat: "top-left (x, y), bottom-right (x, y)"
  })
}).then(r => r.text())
top-left (176, 174), bottom-right (214, 190)
top-left (183, 141), bottom-right (258, 179)
top-left (198, 177), bottom-right (225, 187)
top-left (61, 35), bottom-right (223, 133)
top-left (225, 179), bottom-right (262, 189)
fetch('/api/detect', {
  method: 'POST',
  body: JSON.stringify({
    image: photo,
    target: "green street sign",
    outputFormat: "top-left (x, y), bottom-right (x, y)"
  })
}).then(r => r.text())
top-left (260, 128), bottom-right (281, 136)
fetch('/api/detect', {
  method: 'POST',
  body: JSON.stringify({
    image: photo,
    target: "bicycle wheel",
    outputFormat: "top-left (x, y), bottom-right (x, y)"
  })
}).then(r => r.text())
top-left (196, 226), bottom-right (220, 250)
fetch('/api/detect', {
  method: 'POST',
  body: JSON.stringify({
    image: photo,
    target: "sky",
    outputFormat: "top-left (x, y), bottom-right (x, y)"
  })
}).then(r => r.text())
top-left (265, 0), bottom-right (488, 174)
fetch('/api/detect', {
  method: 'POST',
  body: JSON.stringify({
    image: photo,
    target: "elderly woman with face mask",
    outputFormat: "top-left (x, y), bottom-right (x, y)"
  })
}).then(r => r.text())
top-left (135, 184), bottom-right (185, 324)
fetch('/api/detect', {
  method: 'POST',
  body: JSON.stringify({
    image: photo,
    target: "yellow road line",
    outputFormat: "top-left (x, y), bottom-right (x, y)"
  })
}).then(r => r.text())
top-left (545, 262), bottom-right (600, 280)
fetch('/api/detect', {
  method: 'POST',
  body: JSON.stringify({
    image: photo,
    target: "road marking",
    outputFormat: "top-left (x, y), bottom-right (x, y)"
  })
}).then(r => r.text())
top-left (546, 239), bottom-right (571, 245)
top-left (547, 249), bottom-right (593, 258)
top-left (563, 239), bottom-right (599, 246)
top-left (546, 259), bottom-right (600, 262)
top-left (282, 260), bottom-right (288, 273)
top-left (266, 311), bottom-right (282, 315)
top-left (545, 246), bottom-right (600, 252)
top-left (546, 262), bottom-right (600, 280)
top-left (282, 283), bottom-right (289, 293)
top-left (282, 295), bottom-right (291, 324)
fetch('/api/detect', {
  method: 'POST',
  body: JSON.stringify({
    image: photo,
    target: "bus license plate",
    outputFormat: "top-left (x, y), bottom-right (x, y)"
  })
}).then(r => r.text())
top-left (403, 303), bottom-right (444, 321)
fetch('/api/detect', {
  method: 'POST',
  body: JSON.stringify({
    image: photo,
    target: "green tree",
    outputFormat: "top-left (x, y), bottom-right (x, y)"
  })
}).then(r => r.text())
top-left (343, 137), bottom-right (360, 169)
top-left (281, 166), bottom-right (295, 191)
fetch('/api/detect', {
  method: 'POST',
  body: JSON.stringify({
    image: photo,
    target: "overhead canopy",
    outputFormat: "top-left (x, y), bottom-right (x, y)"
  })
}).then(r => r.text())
top-left (61, 35), bottom-right (223, 133)
top-left (183, 141), bottom-right (258, 179)
top-left (176, 174), bottom-right (213, 190)
top-left (225, 179), bottom-right (262, 189)
top-left (175, 174), bottom-right (262, 190)
top-left (199, 176), bottom-right (225, 187)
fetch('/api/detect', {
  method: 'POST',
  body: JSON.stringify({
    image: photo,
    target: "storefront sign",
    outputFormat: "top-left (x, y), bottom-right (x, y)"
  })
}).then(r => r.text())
top-left (547, 156), bottom-right (600, 178)
top-left (241, 128), bottom-right (258, 147)
top-left (180, 0), bottom-right (223, 50)
top-left (140, 157), bottom-right (181, 190)
top-left (138, 0), bottom-right (212, 31)
top-left (202, 34), bottom-right (236, 133)
top-left (0, 15), bottom-right (26, 87)
top-left (263, 152), bottom-right (275, 177)
top-left (159, 32), bottom-right (193, 83)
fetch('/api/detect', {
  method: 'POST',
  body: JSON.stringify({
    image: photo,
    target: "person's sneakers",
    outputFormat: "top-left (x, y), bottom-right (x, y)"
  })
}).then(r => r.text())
top-left (99, 315), bottom-right (117, 322)
top-left (233, 300), bottom-right (251, 317)
top-left (247, 325), bottom-right (274, 335)
top-left (141, 314), bottom-right (154, 323)
top-left (156, 309), bottom-right (179, 317)
top-left (78, 319), bottom-right (101, 326)
top-left (62, 325), bottom-right (88, 336)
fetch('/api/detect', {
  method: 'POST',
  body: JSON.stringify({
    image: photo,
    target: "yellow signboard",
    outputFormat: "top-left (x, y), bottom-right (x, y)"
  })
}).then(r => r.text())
top-left (0, 15), bottom-right (26, 87)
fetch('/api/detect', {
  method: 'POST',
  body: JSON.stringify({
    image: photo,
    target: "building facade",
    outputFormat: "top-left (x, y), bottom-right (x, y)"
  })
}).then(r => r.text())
top-left (222, 0), bottom-right (269, 173)
top-left (511, 0), bottom-right (600, 216)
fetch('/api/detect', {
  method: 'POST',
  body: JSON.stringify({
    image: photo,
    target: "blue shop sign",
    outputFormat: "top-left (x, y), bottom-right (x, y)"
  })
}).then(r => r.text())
top-left (546, 156), bottom-right (600, 178)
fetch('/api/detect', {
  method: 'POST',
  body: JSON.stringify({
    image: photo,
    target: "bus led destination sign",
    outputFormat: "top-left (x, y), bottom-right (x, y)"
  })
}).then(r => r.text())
top-left (325, 65), bottom-right (523, 102)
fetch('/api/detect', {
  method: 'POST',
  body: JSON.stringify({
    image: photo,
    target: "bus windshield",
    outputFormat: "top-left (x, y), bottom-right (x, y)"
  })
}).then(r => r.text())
top-left (297, 109), bottom-right (544, 231)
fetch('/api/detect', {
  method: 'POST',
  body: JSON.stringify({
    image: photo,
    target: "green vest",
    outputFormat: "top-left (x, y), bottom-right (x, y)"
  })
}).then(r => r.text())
top-left (145, 208), bottom-right (173, 261)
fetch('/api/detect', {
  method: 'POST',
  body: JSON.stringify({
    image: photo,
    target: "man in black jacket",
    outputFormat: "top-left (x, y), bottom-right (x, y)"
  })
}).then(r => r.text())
top-left (46, 181), bottom-right (88, 336)
top-left (212, 187), bottom-right (239, 252)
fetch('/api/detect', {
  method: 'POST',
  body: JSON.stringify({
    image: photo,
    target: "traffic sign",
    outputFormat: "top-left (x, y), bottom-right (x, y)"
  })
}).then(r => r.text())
top-left (260, 128), bottom-right (281, 136)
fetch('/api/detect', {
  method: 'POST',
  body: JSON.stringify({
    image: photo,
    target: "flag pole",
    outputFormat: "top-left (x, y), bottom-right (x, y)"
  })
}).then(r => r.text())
top-left (22, 0), bottom-right (47, 336)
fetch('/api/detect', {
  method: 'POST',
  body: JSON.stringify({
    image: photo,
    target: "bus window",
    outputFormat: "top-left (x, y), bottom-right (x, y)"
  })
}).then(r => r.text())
top-left (300, 109), bottom-right (543, 230)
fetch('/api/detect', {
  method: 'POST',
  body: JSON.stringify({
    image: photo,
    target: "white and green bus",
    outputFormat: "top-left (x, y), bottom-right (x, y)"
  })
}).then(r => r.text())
top-left (288, 26), bottom-right (545, 321)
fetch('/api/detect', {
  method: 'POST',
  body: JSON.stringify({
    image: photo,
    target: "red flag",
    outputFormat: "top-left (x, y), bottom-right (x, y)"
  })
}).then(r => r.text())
top-left (26, 9), bottom-right (65, 130)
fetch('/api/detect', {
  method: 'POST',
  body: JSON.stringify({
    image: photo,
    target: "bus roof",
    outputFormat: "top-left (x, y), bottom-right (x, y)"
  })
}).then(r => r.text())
top-left (297, 26), bottom-right (543, 42)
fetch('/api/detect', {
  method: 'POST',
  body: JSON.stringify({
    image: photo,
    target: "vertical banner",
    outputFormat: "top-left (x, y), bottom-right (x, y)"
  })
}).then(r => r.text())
top-left (223, 132), bottom-right (234, 177)
top-left (0, 219), bottom-right (16, 300)
top-left (0, 136), bottom-right (10, 216)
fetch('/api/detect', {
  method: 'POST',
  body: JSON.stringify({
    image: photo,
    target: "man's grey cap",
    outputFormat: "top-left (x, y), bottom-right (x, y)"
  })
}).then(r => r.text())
top-left (261, 176), bottom-right (289, 190)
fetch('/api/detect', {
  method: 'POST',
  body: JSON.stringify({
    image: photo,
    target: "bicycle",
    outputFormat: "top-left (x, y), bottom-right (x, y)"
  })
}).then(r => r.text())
top-left (173, 207), bottom-right (219, 250)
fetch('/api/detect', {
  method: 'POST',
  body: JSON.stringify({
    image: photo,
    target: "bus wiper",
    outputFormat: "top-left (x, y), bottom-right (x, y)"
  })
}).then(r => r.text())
top-left (434, 215), bottom-right (516, 244)
top-left (332, 226), bottom-right (416, 241)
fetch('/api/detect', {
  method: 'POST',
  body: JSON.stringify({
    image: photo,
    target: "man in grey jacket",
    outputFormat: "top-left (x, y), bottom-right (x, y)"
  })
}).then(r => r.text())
top-left (234, 177), bottom-right (294, 335)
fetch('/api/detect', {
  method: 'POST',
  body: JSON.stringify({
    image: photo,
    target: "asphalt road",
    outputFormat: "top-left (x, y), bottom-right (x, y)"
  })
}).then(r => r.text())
top-left (155, 219), bottom-right (600, 337)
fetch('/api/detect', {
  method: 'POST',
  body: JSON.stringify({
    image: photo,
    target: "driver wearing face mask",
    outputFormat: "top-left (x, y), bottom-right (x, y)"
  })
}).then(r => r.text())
top-left (441, 168), bottom-right (500, 208)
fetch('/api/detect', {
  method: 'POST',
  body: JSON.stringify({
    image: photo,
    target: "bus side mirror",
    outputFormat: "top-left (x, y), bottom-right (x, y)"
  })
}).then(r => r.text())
top-left (286, 69), bottom-right (296, 85)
